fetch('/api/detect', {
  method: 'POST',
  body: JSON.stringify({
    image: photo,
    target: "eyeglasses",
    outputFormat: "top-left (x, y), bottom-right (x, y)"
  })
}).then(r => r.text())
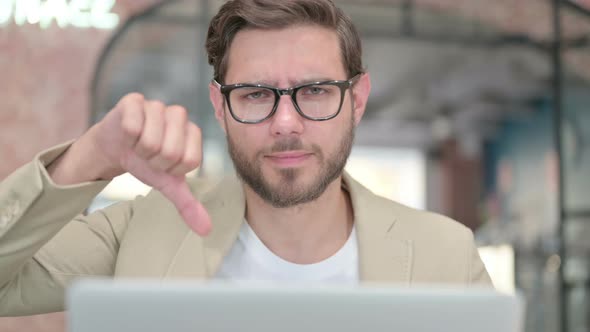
top-left (213, 74), bottom-right (362, 124)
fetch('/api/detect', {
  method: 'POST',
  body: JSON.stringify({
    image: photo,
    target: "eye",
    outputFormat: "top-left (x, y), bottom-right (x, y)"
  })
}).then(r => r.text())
top-left (302, 86), bottom-right (327, 95)
top-left (248, 91), bottom-right (262, 99)
top-left (246, 90), bottom-right (271, 100)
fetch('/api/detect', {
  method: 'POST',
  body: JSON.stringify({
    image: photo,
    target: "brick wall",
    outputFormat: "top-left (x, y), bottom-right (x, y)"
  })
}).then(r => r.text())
top-left (0, 1), bottom-right (162, 330)
top-left (0, 0), bottom-right (161, 179)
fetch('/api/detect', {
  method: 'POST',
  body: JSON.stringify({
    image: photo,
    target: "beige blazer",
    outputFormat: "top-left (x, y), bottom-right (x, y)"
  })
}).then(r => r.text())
top-left (0, 142), bottom-right (492, 316)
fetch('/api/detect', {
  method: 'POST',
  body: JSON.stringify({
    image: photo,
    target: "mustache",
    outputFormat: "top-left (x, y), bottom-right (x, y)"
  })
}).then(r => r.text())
top-left (259, 138), bottom-right (322, 158)
top-left (269, 138), bottom-right (304, 153)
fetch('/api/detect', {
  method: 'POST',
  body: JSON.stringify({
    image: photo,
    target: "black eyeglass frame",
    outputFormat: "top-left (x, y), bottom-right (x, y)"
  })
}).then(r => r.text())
top-left (212, 73), bottom-right (362, 124)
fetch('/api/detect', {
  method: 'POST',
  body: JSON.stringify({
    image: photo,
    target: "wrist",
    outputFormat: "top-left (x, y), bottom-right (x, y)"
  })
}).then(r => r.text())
top-left (47, 136), bottom-right (122, 185)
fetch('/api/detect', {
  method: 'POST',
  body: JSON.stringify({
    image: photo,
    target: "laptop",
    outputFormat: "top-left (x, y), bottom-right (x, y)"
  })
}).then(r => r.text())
top-left (67, 279), bottom-right (524, 332)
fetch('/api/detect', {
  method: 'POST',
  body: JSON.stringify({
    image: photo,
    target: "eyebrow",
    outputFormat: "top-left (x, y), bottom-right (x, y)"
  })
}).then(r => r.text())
top-left (247, 77), bottom-right (338, 87)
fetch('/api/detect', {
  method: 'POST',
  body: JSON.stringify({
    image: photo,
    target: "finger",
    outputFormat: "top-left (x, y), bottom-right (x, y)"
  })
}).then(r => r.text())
top-left (149, 105), bottom-right (187, 171)
top-left (158, 177), bottom-right (212, 236)
top-left (135, 100), bottom-right (166, 159)
top-left (169, 123), bottom-right (202, 176)
top-left (118, 93), bottom-right (145, 148)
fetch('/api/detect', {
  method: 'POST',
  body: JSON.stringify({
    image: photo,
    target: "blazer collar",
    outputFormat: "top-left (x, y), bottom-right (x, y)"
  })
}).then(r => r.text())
top-left (165, 172), bottom-right (412, 284)
top-left (343, 172), bottom-right (413, 285)
top-left (201, 174), bottom-right (246, 277)
top-left (163, 175), bottom-right (245, 279)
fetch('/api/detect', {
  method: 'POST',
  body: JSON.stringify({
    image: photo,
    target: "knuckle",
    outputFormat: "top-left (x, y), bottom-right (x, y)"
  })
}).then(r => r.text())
top-left (121, 120), bottom-right (142, 138)
top-left (117, 94), bottom-right (142, 113)
top-left (124, 92), bottom-right (144, 101)
top-left (138, 139), bottom-right (161, 155)
top-left (147, 100), bottom-right (166, 111)
top-left (183, 154), bottom-right (202, 170)
top-left (161, 148), bottom-right (183, 164)
top-left (168, 105), bottom-right (188, 117)
top-left (118, 110), bottom-right (142, 141)
top-left (118, 93), bottom-right (144, 111)
top-left (119, 93), bottom-right (144, 106)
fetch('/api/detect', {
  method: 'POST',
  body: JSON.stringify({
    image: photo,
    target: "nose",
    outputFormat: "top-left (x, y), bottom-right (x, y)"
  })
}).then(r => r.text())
top-left (269, 95), bottom-right (304, 136)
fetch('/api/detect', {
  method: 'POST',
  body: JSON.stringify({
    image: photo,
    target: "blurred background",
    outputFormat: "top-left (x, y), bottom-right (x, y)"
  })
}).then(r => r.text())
top-left (1, 0), bottom-right (590, 331)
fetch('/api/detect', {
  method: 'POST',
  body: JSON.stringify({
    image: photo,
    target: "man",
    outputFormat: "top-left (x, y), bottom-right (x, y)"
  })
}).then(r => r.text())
top-left (0, 0), bottom-right (492, 316)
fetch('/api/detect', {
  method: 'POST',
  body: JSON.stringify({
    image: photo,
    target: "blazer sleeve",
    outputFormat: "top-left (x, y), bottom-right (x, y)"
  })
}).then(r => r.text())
top-left (0, 142), bottom-right (133, 316)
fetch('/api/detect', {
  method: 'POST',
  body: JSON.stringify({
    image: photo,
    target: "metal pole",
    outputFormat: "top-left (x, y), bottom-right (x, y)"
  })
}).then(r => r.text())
top-left (401, 0), bottom-right (415, 36)
top-left (197, 0), bottom-right (210, 119)
top-left (551, 0), bottom-right (567, 331)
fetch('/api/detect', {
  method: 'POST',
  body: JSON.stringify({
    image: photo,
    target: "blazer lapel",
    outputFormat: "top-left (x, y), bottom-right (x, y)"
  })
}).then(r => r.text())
top-left (163, 175), bottom-right (245, 279)
top-left (344, 173), bottom-right (414, 285)
top-left (165, 172), bottom-right (413, 283)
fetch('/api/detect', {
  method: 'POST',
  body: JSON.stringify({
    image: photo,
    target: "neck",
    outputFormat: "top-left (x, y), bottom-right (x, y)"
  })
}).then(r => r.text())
top-left (243, 175), bottom-right (354, 264)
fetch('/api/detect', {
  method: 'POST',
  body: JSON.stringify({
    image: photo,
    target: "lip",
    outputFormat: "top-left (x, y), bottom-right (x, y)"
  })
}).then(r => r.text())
top-left (265, 151), bottom-right (313, 167)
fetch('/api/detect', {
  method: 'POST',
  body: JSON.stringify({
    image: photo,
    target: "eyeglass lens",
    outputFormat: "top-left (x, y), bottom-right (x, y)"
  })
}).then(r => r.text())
top-left (228, 84), bottom-right (342, 122)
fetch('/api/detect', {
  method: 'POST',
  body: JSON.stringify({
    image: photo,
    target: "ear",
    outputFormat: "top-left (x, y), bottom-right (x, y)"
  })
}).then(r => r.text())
top-left (209, 81), bottom-right (227, 134)
top-left (351, 73), bottom-right (371, 126)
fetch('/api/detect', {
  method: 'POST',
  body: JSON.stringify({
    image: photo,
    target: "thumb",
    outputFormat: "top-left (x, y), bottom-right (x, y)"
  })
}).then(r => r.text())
top-left (158, 177), bottom-right (212, 236)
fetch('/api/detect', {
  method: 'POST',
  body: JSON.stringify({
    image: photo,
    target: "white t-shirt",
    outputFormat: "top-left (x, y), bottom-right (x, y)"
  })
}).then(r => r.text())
top-left (215, 221), bottom-right (359, 284)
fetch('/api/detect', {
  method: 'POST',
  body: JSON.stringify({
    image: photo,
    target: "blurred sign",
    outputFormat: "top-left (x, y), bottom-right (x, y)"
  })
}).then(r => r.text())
top-left (0, 0), bottom-right (119, 30)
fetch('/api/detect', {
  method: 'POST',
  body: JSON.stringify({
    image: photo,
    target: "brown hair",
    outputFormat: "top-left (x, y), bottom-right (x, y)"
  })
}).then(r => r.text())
top-left (206, 0), bottom-right (363, 83)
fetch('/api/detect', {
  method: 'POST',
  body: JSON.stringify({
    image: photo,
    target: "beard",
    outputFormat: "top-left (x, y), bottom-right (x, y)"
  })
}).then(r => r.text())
top-left (226, 117), bottom-right (355, 208)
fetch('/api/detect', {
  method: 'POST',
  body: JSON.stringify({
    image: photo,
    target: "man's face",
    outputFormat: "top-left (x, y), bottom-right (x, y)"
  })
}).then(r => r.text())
top-left (210, 25), bottom-right (369, 208)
